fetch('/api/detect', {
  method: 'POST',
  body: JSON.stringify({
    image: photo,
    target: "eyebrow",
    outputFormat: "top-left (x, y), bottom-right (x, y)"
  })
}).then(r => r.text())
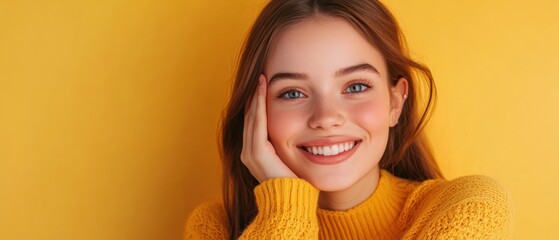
top-left (268, 63), bottom-right (380, 86)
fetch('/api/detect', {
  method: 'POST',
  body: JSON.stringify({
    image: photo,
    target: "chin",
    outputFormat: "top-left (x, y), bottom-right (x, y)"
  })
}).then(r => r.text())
top-left (304, 174), bottom-right (359, 192)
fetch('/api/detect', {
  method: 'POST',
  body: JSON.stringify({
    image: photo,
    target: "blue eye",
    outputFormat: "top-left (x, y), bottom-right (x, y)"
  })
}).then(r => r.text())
top-left (345, 83), bottom-right (370, 93)
top-left (279, 90), bottom-right (304, 99)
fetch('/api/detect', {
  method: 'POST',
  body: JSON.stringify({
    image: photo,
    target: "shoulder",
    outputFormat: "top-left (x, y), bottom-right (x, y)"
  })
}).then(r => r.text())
top-left (407, 175), bottom-right (514, 239)
top-left (184, 201), bottom-right (229, 239)
top-left (427, 175), bottom-right (515, 223)
top-left (428, 174), bottom-right (513, 205)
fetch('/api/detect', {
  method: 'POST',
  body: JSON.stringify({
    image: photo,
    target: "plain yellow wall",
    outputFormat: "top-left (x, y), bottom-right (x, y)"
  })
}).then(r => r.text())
top-left (0, 0), bottom-right (557, 239)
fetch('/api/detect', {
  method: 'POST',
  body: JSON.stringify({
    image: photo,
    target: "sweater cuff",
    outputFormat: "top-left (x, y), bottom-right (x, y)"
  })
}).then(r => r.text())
top-left (254, 178), bottom-right (319, 218)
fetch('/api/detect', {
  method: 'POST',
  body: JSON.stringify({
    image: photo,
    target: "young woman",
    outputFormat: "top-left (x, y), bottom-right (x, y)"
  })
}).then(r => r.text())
top-left (186, 0), bottom-right (514, 239)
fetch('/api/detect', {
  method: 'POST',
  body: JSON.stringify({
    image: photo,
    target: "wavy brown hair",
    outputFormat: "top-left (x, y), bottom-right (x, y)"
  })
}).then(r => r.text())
top-left (218, 0), bottom-right (443, 238)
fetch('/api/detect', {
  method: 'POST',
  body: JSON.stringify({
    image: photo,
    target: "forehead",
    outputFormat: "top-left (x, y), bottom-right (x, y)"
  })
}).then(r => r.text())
top-left (264, 17), bottom-right (387, 77)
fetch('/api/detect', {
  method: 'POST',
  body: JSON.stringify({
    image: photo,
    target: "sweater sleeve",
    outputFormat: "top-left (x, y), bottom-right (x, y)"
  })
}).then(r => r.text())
top-left (417, 175), bottom-right (514, 240)
top-left (184, 177), bottom-right (320, 239)
top-left (239, 177), bottom-right (320, 239)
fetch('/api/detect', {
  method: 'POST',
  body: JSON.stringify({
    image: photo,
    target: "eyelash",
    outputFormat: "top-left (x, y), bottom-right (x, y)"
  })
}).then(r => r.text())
top-left (344, 80), bottom-right (373, 94)
top-left (276, 80), bottom-right (374, 101)
top-left (277, 87), bottom-right (305, 101)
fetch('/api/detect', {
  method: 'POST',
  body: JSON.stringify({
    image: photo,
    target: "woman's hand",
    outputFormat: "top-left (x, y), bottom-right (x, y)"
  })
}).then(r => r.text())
top-left (241, 74), bottom-right (298, 182)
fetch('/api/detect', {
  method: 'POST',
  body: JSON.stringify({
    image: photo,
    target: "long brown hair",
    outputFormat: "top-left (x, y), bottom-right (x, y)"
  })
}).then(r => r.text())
top-left (219, 0), bottom-right (443, 238)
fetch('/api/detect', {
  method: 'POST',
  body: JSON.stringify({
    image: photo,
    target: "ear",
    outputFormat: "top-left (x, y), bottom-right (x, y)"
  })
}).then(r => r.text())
top-left (389, 77), bottom-right (409, 127)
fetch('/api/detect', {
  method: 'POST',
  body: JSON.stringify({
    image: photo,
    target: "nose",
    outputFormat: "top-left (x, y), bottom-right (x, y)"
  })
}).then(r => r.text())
top-left (308, 98), bottom-right (345, 130)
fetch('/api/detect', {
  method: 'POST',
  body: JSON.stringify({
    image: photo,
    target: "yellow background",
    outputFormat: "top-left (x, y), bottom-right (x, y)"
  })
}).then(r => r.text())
top-left (0, 0), bottom-right (557, 239)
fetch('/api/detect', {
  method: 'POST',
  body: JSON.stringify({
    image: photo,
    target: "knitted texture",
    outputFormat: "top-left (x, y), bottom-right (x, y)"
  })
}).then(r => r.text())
top-left (185, 170), bottom-right (514, 239)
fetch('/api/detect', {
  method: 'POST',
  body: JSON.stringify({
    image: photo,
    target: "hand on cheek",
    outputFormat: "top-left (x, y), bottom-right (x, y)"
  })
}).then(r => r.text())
top-left (241, 74), bottom-right (298, 182)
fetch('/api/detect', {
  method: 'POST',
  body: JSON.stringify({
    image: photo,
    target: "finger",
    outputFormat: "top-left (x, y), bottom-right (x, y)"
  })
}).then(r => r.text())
top-left (242, 103), bottom-right (249, 160)
top-left (246, 75), bottom-right (263, 155)
top-left (247, 75), bottom-right (261, 115)
top-left (243, 79), bottom-right (259, 160)
top-left (248, 75), bottom-right (263, 150)
top-left (243, 76), bottom-right (259, 153)
top-left (253, 74), bottom-right (268, 142)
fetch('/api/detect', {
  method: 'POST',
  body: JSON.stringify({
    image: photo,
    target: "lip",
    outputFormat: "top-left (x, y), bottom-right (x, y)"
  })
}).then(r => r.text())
top-left (298, 139), bottom-right (362, 165)
top-left (297, 136), bottom-right (361, 147)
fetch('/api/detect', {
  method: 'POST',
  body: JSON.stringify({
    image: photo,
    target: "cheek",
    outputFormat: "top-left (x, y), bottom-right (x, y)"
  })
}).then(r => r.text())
top-left (347, 99), bottom-right (390, 130)
top-left (266, 102), bottom-right (306, 146)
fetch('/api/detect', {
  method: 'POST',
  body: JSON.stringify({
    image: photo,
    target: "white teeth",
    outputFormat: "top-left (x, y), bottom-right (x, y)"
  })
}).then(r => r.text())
top-left (331, 145), bottom-right (339, 155)
top-left (303, 141), bottom-right (358, 156)
top-left (323, 146), bottom-right (332, 156)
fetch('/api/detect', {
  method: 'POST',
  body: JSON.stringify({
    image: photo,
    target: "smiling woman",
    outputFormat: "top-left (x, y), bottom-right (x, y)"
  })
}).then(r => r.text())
top-left (185, 0), bottom-right (513, 239)
top-left (265, 18), bottom-right (406, 199)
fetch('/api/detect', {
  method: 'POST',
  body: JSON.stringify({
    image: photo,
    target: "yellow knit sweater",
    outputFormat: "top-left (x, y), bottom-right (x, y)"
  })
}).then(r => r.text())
top-left (185, 170), bottom-right (514, 239)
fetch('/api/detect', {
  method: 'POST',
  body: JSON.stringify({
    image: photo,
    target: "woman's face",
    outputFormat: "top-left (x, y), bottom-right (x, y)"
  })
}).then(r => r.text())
top-left (264, 17), bottom-right (406, 192)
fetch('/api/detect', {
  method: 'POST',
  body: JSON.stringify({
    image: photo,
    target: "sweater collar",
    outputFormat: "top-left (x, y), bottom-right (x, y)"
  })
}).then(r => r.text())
top-left (316, 169), bottom-right (416, 239)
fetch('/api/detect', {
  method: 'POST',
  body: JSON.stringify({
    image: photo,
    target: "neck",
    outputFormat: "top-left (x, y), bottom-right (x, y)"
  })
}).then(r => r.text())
top-left (318, 167), bottom-right (380, 211)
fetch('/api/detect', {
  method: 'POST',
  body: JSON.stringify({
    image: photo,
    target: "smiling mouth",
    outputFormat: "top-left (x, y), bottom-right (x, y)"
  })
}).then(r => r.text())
top-left (298, 140), bottom-right (362, 156)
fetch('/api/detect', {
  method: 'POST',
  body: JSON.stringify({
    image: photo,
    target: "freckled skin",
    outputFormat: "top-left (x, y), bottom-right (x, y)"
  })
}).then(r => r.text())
top-left (264, 17), bottom-right (406, 209)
